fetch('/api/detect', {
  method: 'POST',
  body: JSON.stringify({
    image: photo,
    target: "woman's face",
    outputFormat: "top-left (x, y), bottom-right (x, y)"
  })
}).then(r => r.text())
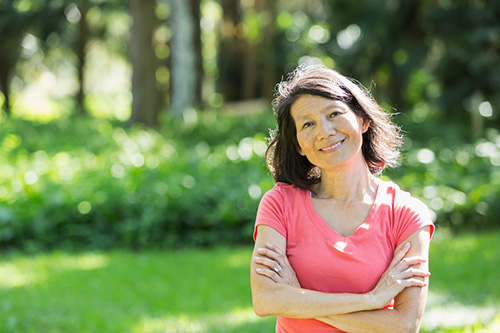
top-left (290, 94), bottom-right (369, 172)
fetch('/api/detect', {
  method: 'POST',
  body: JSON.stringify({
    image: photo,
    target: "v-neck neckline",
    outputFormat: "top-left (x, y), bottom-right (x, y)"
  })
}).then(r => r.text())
top-left (303, 180), bottom-right (384, 242)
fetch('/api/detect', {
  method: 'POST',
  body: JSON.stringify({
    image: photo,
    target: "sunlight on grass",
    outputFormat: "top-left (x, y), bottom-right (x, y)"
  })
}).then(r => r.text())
top-left (224, 249), bottom-right (251, 268)
top-left (56, 253), bottom-right (110, 271)
top-left (424, 290), bottom-right (499, 331)
top-left (132, 307), bottom-right (262, 333)
top-left (1, 232), bottom-right (499, 332)
top-left (0, 264), bottom-right (43, 289)
top-left (421, 230), bottom-right (500, 332)
top-left (0, 252), bottom-right (108, 290)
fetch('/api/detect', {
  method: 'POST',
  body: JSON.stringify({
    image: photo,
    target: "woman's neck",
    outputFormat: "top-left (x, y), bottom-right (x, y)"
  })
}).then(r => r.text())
top-left (312, 163), bottom-right (378, 202)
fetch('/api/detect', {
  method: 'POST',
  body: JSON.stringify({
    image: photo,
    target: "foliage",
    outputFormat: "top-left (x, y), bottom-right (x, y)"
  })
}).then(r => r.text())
top-left (0, 110), bottom-right (498, 251)
top-left (386, 126), bottom-right (500, 231)
top-left (1, 231), bottom-right (499, 332)
top-left (0, 112), bottom-right (276, 251)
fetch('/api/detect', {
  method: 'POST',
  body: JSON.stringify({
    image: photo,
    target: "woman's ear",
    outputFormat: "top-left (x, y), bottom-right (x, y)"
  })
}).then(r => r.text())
top-left (362, 118), bottom-right (371, 134)
top-left (297, 146), bottom-right (305, 156)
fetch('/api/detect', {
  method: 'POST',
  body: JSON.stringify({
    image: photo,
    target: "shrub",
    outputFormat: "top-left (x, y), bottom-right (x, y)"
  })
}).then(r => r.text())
top-left (0, 112), bottom-right (276, 251)
top-left (0, 112), bottom-right (498, 251)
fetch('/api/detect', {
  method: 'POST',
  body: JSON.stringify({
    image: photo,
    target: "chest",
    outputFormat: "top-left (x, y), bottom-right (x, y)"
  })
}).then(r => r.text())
top-left (311, 199), bottom-right (374, 237)
top-left (286, 218), bottom-right (394, 294)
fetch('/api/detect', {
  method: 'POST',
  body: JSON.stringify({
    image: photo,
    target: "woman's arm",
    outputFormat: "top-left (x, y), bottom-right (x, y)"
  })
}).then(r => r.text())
top-left (316, 226), bottom-right (432, 333)
top-left (250, 225), bottom-right (429, 319)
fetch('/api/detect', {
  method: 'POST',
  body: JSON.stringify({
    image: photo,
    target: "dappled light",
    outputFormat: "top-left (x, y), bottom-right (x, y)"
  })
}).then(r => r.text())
top-left (0, 0), bottom-right (498, 331)
top-left (132, 307), bottom-right (266, 333)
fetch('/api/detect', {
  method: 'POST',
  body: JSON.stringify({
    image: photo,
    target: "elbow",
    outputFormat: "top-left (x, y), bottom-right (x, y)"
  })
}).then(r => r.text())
top-left (253, 305), bottom-right (270, 317)
top-left (252, 295), bottom-right (274, 317)
top-left (390, 308), bottom-right (422, 333)
top-left (398, 316), bottom-right (421, 333)
top-left (405, 319), bottom-right (421, 333)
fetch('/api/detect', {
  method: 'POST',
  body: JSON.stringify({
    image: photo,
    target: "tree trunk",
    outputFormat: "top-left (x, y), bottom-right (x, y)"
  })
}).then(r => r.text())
top-left (0, 30), bottom-right (23, 116)
top-left (169, 0), bottom-right (198, 116)
top-left (256, 0), bottom-right (277, 101)
top-left (190, 0), bottom-right (203, 108)
top-left (75, 0), bottom-right (89, 115)
top-left (129, 0), bottom-right (161, 127)
top-left (217, 0), bottom-right (246, 101)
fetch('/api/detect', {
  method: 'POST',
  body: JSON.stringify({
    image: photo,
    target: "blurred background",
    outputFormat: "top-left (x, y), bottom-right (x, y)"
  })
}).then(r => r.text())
top-left (0, 0), bottom-right (499, 332)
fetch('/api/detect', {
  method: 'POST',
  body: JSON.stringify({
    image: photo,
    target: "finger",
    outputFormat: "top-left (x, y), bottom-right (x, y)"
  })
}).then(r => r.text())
top-left (406, 268), bottom-right (431, 278)
top-left (389, 243), bottom-right (410, 269)
top-left (404, 277), bottom-right (428, 288)
top-left (253, 256), bottom-right (280, 270)
top-left (258, 246), bottom-right (288, 269)
top-left (266, 243), bottom-right (286, 256)
top-left (401, 257), bottom-right (427, 267)
top-left (255, 268), bottom-right (282, 283)
top-left (392, 257), bottom-right (427, 274)
top-left (256, 247), bottom-right (279, 261)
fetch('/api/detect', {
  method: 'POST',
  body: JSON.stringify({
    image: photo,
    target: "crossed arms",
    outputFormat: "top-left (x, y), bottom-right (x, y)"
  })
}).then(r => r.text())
top-left (250, 225), bottom-right (432, 333)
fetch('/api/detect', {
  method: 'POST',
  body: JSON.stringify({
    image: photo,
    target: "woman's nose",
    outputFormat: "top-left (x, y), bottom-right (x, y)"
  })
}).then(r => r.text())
top-left (317, 118), bottom-right (336, 139)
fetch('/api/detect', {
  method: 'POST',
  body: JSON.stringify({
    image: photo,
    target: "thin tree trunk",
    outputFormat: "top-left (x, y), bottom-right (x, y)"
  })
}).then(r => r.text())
top-left (75, 0), bottom-right (89, 115)
top-left (189, 0), bottom-right (203, 108)
top-left (256, 0), bottom-right (277, 101)
top-left (218, 0), bottom-right (246, 101)
top-left (0, 32), bottom-right (22, 116)
top-left (170, 0), bottom-right (197, 116)
top-left (129, 0), bottom-right (160, 126)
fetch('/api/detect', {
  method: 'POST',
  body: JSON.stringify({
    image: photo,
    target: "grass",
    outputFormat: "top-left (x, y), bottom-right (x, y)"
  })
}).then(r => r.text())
top-left (1, 230), bottom-right (499, 332)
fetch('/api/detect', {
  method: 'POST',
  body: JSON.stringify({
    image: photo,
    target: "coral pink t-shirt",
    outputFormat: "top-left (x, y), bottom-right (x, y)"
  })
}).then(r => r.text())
top-left (253, 180), bottom-right (434, 332)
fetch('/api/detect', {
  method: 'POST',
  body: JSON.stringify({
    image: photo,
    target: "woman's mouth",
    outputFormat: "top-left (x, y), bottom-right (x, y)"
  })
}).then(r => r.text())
top-left (319, 139), bottom-right (344, 152)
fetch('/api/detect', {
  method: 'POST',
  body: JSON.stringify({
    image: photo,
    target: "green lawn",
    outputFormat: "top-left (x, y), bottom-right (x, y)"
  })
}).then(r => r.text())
top-left (1, 230), bottom-right (499, 332)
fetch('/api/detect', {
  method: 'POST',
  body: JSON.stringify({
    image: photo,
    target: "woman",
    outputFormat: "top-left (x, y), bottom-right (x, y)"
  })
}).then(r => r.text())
top-left (251, 65), bottom-right (434, 332)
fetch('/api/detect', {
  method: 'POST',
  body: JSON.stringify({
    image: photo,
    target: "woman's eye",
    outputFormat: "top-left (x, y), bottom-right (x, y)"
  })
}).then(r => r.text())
top-left (330, 111), bottom-right (340, 118)
top-left (302, 122), bottom-right (313, 129)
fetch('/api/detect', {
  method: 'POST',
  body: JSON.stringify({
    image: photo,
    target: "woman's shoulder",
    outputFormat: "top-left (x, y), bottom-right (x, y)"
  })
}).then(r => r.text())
top-left (260, 182), bottom-right (308, 205)
top-left (267, 182), bottom-right (308, 195)
top-left (379, 179), bottom-right (431, 218)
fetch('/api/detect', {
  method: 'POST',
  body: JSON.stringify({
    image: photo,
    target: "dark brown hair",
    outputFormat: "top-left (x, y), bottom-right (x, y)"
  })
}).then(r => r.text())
top-left (266, 65), bottom-right (403, 190)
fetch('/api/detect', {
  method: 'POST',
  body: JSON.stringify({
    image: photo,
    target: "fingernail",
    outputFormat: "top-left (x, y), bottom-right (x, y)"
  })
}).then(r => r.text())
top-left (256, 268), bottom-right (263, 272)
top-left (404, 243), bottom-right (410, 248)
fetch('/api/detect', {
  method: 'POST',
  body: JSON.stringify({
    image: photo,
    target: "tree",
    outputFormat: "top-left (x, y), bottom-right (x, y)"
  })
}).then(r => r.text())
top-left (169, 0), bottom-right (201, 116)
top-left (0, 3), bottom-right (25, 115)
top-left (0, 1), bottom-right (67, 116)
top-left (128, 0), bottom-right (161, 126)
top-left (74, 0), bottom-right (90, 116)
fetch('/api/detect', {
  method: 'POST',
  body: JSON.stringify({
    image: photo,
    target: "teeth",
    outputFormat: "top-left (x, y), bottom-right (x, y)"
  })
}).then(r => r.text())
top-left (320, 141), bottom-right (342, 151)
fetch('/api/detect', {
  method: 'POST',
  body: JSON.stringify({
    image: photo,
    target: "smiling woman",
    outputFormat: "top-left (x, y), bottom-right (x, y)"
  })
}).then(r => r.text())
top-left (291, 95), bottom-right (369, 174)
top-left (251, 65), bottom-right (434, 332)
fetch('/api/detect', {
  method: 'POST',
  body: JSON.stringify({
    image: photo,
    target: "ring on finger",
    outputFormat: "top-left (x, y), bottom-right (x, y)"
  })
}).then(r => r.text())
top-left (274, 264), bottom-right (282, 274)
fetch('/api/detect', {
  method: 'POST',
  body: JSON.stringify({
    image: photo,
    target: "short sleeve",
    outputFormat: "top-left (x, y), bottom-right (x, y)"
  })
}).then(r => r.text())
top-left (394, 194), bottom-right (435, 246)
top-left (253, 185), bottom-right (288, 241)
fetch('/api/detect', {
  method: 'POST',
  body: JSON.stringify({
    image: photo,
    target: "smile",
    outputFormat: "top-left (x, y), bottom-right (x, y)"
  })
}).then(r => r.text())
top-left (319, 139), bottom-right (344, 152)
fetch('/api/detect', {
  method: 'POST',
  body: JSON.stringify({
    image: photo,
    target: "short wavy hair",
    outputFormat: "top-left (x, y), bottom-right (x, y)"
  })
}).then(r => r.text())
top-left (266, 65), bottom-right (403, 190)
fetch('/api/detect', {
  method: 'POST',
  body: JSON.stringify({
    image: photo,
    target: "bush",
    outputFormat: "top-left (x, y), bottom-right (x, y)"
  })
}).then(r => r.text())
top-left (386, 127), bottom-right (500, 231)
top-left (0, 112), bottom-right (276, 251)
top-left (0, 111), bottom-right (498, 251)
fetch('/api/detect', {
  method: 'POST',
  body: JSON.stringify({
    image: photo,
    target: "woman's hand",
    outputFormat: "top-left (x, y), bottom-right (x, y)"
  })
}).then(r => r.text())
top-left (368, 242), bottom-right (430, 309)
top-left (253, 243), bottom-right (301, 288)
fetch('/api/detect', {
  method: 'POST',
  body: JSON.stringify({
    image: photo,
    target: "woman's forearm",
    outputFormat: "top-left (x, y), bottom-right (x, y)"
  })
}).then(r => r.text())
top-left (316, 286), bottom-right (427, 333)
top-left (252, 279), bottom-right (375, 318)
top-left (318, 308), bottom-right (412, 333)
